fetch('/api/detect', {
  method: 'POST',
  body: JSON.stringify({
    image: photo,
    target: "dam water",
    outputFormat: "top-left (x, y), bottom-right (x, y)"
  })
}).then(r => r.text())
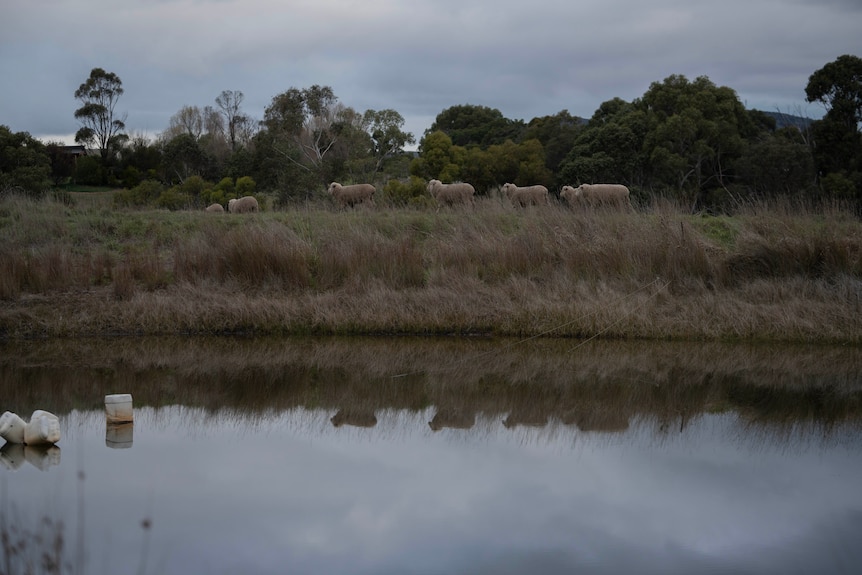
top-left (1, 336), bottom-right (861, 574)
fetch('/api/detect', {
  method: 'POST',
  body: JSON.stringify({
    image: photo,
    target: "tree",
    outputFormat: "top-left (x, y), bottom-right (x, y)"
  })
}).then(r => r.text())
top-left (73, 68), bottom-right (128, 166)
top-left (428, 104), bottom-right (525, 148)
top-left (637, 75), bottom-right (752, 209)
top-left (805, 55), bottom-right (862, 198)
top-left (215, 90), bottom-right (254, 151)
top-left (559, 99), bottom-right (647, 189)
top-left (363, 109), bottom-right (416, 174)
top-left (262, 85), bottom-right (359, 186)
top-left (161, 133), bottom-right (208, 184)
top-left (806, 54), bottom-right (862, 130)
top-left (521, 110), bottom-right (584, 187)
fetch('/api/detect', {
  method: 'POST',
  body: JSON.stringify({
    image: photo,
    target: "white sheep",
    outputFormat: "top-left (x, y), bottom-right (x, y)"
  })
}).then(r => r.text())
top-left (426, 179), bottom-right (475, 206)
top-left (561, 184), bottom-right (632, 210)
top-left (501, 183), bottom-right (550, 207)
top-left (205, 203), bottom-right (225, 213)
top-left (328, 182), bottom-right (376, 209)
top-left (228, 196), bottom-right (260, 213)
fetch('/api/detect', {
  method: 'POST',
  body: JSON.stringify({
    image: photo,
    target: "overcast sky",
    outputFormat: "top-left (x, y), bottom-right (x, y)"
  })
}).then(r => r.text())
top-left (1, 0), bottom-right (860, 149)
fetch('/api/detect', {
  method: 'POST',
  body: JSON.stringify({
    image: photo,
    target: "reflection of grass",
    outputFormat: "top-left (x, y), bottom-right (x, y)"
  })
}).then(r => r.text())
top-left (1, 194), bottom-right (861, 341)
top-left (0, 491), bottom-right (154, 575)
top-left (1, 337), bottom-right (860, 435)
top-left (1, 508), bottom-right (67, 575)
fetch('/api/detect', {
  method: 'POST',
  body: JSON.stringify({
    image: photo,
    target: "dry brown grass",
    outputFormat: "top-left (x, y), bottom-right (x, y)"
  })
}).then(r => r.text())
top-left (1, 192), bottom-right (861, 341)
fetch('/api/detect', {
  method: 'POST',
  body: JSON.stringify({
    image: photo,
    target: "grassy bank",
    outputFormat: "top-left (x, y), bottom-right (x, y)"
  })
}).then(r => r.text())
top-left (1, 192), bottom-right (861, 341)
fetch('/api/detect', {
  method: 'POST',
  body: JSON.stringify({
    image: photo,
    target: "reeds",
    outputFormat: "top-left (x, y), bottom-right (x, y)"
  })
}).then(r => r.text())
top-left (1, 192), bottom-right (861, 341)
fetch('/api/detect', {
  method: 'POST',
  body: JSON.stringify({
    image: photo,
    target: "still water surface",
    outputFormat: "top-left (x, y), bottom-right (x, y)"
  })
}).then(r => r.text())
top-left (1, 337), bottom-right (861, 574)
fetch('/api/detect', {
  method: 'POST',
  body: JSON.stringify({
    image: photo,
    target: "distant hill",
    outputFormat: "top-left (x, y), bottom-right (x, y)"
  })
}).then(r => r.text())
top-left (760, 110), bottom-right (814, 130)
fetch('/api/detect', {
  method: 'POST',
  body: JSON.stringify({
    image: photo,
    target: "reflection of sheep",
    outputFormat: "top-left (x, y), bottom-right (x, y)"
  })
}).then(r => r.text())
top-left (502, 411), bottom-right (548, 429)
top-left (330, 409), bottom-right (378, 428)
top-left (328, 182), bottom-right (376, 208)
top-left (561, 184), bottom-right (631, 210)
top-left (228, 196), bottom-right (260, 213)
top-left (428, 409), bottom-right (476, 431)
top-left (205, 203), bottom-right (224, 213)
top-left (427, 179), bottom-right (475, 206)
top-left (501, 183), bottom-right (549, 207)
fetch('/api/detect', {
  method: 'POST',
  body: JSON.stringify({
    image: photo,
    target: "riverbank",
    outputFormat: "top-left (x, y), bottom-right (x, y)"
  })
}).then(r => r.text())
top-left (1, 192), bottom-right (860, 342)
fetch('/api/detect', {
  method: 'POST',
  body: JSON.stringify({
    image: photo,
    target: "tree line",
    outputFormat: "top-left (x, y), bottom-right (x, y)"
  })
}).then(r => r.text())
top-left (1, 54), bottom-right (860, 212)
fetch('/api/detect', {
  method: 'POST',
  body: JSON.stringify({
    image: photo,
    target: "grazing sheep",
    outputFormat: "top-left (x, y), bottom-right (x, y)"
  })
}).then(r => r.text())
top-left (205, 203), bottom-right (224, 213)
top-left (561, 184), bottom-right (631, 210)
top-left (228, 196), bottom-right (260, 213)
top-left (328, 182), bottom-right (376, 209)
top-left (501, 183), bottom-right (549, 207)
top-left (426, 179), bottom-right (475, 206)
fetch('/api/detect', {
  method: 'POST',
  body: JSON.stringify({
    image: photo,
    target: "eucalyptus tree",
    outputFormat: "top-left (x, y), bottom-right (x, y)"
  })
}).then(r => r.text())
top-left (363, 109), bottom-right (416, 174)
top-left (73, 68), bottom-right (128, 166)
top-left (805, 54), bottom-right (862, 198)
top-left (559, 98), bottom-right (647, 190)
top-left (428, 104), bottom-right (525, 148)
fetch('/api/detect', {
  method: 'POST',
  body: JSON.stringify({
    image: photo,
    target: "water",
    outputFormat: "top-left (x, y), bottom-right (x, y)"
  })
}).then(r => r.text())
top-left (1, 337), bottom-right (861, 574)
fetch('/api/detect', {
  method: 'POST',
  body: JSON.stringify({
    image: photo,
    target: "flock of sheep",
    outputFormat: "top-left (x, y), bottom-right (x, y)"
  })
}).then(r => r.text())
top-left (205, 181), bottom-right (632, 213)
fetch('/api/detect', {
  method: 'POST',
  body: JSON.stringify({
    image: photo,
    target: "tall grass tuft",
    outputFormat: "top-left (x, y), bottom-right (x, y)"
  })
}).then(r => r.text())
top-left (174, 223), bottom-right (313, 289)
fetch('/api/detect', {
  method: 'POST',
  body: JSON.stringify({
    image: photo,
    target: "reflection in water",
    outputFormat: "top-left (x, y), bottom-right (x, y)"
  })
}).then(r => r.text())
top-left (1, 405), bottom-right (861, 575)
top-left (0, 442), bottom-right (61, 471)
top-left (0, 336), bottom-right (860, 442)
top-left (428, 409), bottom-right (475, 431)
top-left (330, 408), bottom-right (378, 428)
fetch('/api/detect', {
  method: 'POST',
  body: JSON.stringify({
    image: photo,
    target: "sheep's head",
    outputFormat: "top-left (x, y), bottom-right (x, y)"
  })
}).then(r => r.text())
top-left (501, 183), bottom-right (515, 196)
top-left (327, 182), bottom-right (340, 194)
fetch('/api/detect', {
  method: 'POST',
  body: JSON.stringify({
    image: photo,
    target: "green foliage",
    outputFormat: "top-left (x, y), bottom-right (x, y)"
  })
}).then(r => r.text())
top-left (735, 129), bottom-right (816, 198)
top-left (73, 156), bottom-right (105, 186)
top-left (156, 187), bottom-right (191, 210)
top-left (236, 176), bottom-right (256, 196)
top-left (560, 99), bottom-right (646, 187)
top-left (522, 110), bottom-right (585, 187)
top-left (161, 134), bottom-right (209, 183)
top-left (114, 179), bottom-right (165, 207)
top-left (0, 126), bottom-right (52, 196)
top-left (821, 172), bottom-right (857, 199)
top-left (381, 176), bottom-right (428, 207)
top-left (805, 55), bottom-right (862, 200)
top-left (428, 104), bottom-right (525, 147)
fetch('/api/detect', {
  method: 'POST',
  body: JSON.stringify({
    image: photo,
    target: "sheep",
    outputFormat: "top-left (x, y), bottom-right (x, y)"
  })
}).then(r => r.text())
top-left (228, 196), bottom-right (260, 213)
top-left (426, 179), bottom-right (475, 206)
top-left (560, 184), bottom-right (632, 210)
top-left (328, 182), bottom-right (375, 209)
top-left (501, 183), bottom-right (549, 207)
top-left (205, 203), bottom-right (224, 213)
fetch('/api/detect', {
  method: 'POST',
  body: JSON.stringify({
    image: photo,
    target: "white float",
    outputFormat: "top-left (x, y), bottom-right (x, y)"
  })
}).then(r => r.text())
top-left (23, 410), bottom-right (62, 445)
top-left (1, 410), bottom-right (61, 446)
top-left (0, 411), bottom-right (27, 444)
top-left (105, 394), bottom-right (134, 423)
